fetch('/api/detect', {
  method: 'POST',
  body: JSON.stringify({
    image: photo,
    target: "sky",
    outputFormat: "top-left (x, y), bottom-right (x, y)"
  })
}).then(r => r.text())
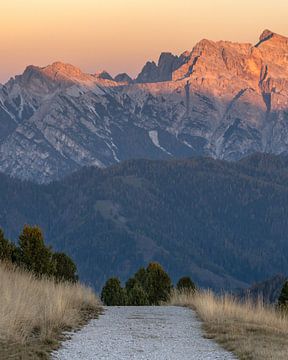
top-left (0, 0), bottom-right (287, 83)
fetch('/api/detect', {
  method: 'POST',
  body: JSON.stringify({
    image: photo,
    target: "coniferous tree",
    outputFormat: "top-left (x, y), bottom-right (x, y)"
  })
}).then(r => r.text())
top-left (0, 229), bottom-right (12, 262)
top-left (278, 280), bottom-right (288, 309)
top-left (18, 225), bottom-right (54, 276)
top-left (101, 278), bottom-right (127, 306)
top-left (127, 282), bottom-right (149, 306)
top-left (176, 276), bottom-right (196, 293)
top-left (52, 252), bottom-right (78, 282)
top-left (144, 262), bottom-right (172, 305)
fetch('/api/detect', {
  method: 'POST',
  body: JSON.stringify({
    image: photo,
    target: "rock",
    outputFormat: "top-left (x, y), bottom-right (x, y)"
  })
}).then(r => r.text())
top-left (1, 29), bottom-right (288, 183)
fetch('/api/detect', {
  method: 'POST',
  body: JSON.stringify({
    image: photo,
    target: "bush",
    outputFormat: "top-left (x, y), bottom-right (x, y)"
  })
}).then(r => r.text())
top-left (278, 280), bottom-right (288, 310)
top-left (176, 276), bottom-right (196, 293)
top-left (101, 262), bottom-right (172, 306)
top-left (52, 252), bottom-right (78, 283)
top-left (0, 229), bottom-right (13, 262)
top-left (144, 262), bottom-right (172, 305)
top-left (127, 282), bottom-right (149, 306)
top-left (101, 278), bottom-right (127, 306)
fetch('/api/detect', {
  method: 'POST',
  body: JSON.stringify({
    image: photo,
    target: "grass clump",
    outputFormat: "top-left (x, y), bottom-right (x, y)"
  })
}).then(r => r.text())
top-left (169, 289), bottom-right (288, 360)
top-left (0, 262), bottom-right (101, 359)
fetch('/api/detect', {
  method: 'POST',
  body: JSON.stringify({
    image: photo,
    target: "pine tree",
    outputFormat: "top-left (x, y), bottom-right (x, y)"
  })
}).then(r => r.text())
top-left (0, 229), bottom-right (12, 262)
top-left (176, 276), bottom-right (196, 293)
top-left (145, 262), bottom-right (172, 305)
top-left (52, 252), bottom-right (78, 282)
top-left (101, 278), bottom-right (127, 306)
top-left (127, 282), bottom-right (149, 306)
top-left (278, 280), bottom-right (288, 309)
top-left (18, 225), bottom-right (54, 276)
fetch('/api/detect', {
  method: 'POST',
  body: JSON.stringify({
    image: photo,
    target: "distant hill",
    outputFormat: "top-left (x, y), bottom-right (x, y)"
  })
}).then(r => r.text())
top-left (1, 154), bottom-right (288, 290)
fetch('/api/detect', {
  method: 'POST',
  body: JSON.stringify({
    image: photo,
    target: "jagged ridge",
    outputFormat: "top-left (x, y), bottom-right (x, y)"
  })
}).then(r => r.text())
top-left (0, 29), bottom-right (288, 182)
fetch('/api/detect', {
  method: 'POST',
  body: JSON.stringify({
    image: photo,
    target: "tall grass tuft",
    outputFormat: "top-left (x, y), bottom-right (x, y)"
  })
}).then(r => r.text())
top-left (169, 289), bottom-right (288, 360)
top-left (0, 262), bottom-right (100, 345)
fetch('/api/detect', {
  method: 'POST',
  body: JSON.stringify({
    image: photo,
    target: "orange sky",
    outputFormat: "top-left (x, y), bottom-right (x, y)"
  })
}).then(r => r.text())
top-left (0, 0), bottom-right (287, 83)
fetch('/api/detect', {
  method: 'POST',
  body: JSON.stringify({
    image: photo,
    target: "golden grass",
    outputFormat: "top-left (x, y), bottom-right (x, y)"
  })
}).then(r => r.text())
top-left (0, 262), bottom-right (101, 359)
top-left (169, 289), bottom-right (288, 360)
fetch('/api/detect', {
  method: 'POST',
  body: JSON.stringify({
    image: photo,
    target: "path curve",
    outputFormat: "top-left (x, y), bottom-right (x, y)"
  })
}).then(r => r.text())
top-left (53, 306), bottom-right (236, 360)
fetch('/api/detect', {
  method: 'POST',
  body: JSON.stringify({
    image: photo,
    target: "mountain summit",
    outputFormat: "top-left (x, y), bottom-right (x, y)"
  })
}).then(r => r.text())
top-left (0, 30), bottom-right (288, 182)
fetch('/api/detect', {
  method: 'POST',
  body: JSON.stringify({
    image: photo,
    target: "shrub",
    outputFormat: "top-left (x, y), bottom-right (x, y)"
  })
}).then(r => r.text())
top-left (101, 277), bottom-right (127, 306)
top-left (278, 280), bottom-right (288, 309)
top-left (102, 262), bottom-right (172, 306)
top-left (176, 276), bottom-right (196, 293)
top-left (0, 229), bottom-right (13, 262)
top-left (52, 252), bottom-right (78, 283)
top-left (144, 262), bottom-right (172, 305)
top-left (127, 282), bottom-right (149, 306)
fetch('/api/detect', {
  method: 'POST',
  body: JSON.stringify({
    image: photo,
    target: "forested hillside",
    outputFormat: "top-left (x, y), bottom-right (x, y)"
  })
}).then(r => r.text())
top-left (1, 153), bottom-right (288, 290)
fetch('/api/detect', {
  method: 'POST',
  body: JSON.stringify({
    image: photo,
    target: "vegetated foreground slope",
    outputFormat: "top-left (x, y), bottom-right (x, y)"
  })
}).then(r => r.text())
top-left (1, 153), bottom-right (288, 291)
top-left (1, 30), bottom-right (288, 182)
top-left (0, 263), bottom-right (100, 359)
top-left (170, 290), bottom-right (288, 360)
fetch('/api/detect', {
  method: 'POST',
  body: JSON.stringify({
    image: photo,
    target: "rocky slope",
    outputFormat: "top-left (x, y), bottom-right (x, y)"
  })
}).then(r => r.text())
top-left (0, 29), bottom-right (288, 183)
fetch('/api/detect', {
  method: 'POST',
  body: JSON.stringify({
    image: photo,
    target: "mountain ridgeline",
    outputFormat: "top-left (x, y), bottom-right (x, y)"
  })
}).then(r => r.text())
top-left (0, 30), bottom-right (288, 183)
top-left (0, 153), bottom-right (288, 291)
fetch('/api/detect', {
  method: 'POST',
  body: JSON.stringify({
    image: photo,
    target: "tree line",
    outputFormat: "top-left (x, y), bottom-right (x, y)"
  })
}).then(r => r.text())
top-left (0, 225), bottom-right (77, 282)
top-left (101, 262), bottom-right (196, 306)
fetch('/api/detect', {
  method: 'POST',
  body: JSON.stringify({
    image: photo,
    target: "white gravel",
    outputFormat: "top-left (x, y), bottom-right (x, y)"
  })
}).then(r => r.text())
top-left (53, 306), bottom-right (236, 360)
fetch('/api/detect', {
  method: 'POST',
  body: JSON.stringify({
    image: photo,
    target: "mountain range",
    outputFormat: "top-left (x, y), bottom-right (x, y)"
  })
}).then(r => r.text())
top-left (1, 153), bottom-right (288, 291)
top-left (1, 29), bottom-right (288, 183)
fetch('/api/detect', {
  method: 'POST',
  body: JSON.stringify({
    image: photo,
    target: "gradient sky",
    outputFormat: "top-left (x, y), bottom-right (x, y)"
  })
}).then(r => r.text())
top-left (0, 0), bottom-right (287, 83)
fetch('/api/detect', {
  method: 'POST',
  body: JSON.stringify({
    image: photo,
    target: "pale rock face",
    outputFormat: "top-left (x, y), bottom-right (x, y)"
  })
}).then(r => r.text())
top-left (1, 30), bottom-right (288, 183)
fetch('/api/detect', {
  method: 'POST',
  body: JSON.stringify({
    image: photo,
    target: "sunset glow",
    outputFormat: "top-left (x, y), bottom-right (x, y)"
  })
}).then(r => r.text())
top-left (0, 0), bottom-right (287, 83)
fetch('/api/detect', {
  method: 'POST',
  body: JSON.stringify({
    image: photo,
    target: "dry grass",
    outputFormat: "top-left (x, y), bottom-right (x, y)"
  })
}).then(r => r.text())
top-left (169, 289), bottom-right (288, 360)
top-left (0, 262), bottom-right (101, 359)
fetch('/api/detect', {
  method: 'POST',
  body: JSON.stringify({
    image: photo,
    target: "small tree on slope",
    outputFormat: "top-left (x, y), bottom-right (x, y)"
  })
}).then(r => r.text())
top-left (18, 225), bottom-right (54, 276)
top-left (0, 229), bottom-right (12, 262)
top-left (101, 277), bottom-right (127, 306)
top-left (278, 280), bottom-right (288, 309)
top-left (176, 276), bottom-right (196, 293)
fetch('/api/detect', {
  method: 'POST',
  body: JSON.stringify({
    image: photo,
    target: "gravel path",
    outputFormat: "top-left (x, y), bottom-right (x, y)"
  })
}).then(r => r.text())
top-left (53, 306), bottom-right (236, 359)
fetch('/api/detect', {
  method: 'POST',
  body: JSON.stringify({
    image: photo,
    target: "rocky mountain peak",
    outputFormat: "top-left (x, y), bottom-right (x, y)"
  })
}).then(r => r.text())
top-left (259, 29), bottom-right (275, 42)
top-left (41, 62), bottom-right (90, 82)
top-left (95, 71), bottom-right (114, 80)
top-left (114, 73), bottom-right (133, 83)
top-left (256, 29), bottom-right (288, 48)
top-left (136, 61), bottom-right (159, 83)
top-left (1, 30), bottom-right (288, 183)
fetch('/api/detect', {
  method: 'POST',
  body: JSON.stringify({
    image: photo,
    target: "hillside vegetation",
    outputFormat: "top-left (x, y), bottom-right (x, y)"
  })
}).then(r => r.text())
top-left (1, 153), bottom-right (288, 290)
top-left (170, 290), bottom-right (288, 360)
top-left (0, 262), bottom-right (100, 359)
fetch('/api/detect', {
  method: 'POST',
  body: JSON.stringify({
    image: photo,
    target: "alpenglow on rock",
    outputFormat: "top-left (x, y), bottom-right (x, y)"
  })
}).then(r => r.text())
top-left (0, 29), bottom-right (288, 183)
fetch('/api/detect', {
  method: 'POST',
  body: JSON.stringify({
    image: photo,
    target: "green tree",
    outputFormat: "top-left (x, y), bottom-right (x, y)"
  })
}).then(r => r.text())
top-left (18, 225), bottom-right (54, 276)
top-left (127, 282), bottom-right (149, 306)
top-left (0, 229), bottom-right (12, 262)
top-left (52, 252), bottom-right (78, 282)
top-left (144, 262), bottom-right (172, 305)
top-left (278, 280), bottom-right (288, 309)
top-left (176, 276), bottom-right (196, 293)
top-left (101, 277), bottom-right (127, 306)
top-left (134, 267), bottom-right (147, 286)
